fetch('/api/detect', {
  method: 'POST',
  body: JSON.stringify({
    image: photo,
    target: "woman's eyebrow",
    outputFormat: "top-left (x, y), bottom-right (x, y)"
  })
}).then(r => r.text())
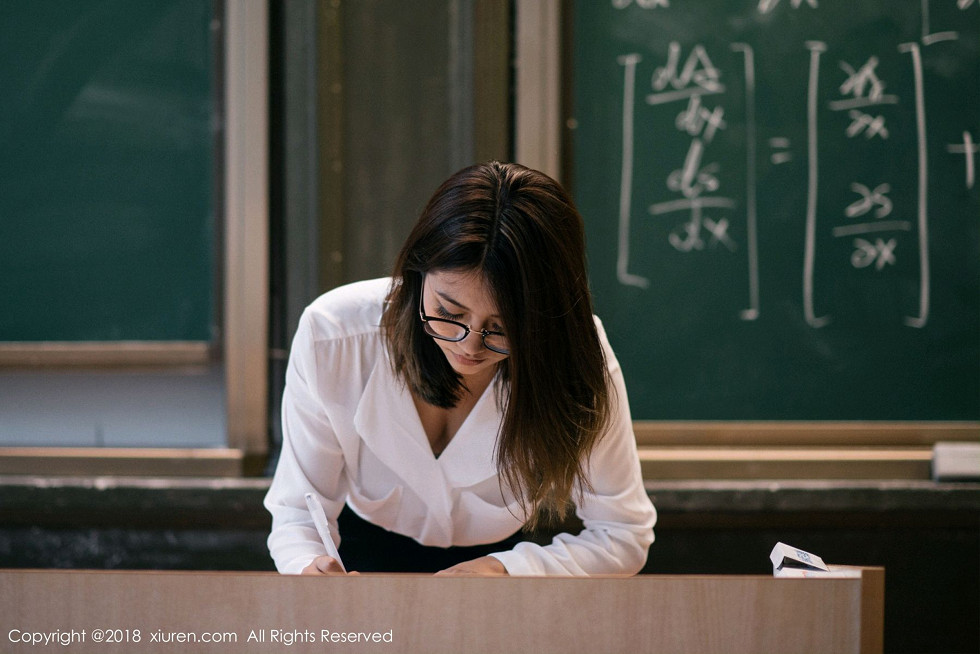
top-left (435, 289), bottom-right (468, 310)
top-left (435, 289), bottom-right (501, 319)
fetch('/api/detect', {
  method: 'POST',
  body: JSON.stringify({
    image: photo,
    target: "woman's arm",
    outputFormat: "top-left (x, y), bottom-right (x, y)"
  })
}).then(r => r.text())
top-left (264, 310), bottom-right (351, 574)
top-left (435, 556), bottom-right (509, 576)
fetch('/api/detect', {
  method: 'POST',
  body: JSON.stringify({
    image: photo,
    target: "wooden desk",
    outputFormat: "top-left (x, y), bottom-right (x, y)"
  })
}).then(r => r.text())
top-left (0, 568), bottom-right (883, 654)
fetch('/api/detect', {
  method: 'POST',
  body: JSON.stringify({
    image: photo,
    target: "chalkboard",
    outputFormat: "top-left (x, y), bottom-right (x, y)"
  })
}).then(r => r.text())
top-left (571, 1), bottom-right (979, 420)
top-left (0, 0), bottom-right (217, 342)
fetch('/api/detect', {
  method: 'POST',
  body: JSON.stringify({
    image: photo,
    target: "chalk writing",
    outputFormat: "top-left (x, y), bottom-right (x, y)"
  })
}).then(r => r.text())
top-left (666, 140), bottom-right (720, 198)
top-left (898, 40), bottom-right (929, 328)
top-left (844, 183), bottom-right (893, 219)
top-left (615, 37), bottom-right (761, 318)
top-left (769, 138), bottom-right (793, 164)
top-left (650, 43), bottom-right (724, 102)
top-left (732, 42), bottom-right (761, 321)
top-left (612, 0), bottom-right (669, 8)
top-left (803, 41), bottom-right (829, 328)
top-left (647, 43), bottom-right (733, 258)
top-left (845, 111), bottom-right (889, 139)
top-left (676, 96), bottom-right (726, 143)
top-left (828, 57), bottom-right (897, 141)
top-left (850, 238), bottom-right (898, 270)
top-left (758, 0), bottom-right (818, 13)
top-left (947, 132), bottom-right (978, 189)
top-left (571, 0), bottom-right (980, 421)
top-left (835, 58), bottom-right (893, 107)
top-left (603, 0), bottom-right (976, 330)
top-left (921, 0), bottom-right (961, 44)
top-left (616, 53), bottom-right (649, 289)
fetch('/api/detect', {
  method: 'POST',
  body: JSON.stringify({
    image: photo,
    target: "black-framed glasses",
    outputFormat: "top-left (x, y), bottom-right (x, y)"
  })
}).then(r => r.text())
top-left (418, 278), bottom-right (510, 355)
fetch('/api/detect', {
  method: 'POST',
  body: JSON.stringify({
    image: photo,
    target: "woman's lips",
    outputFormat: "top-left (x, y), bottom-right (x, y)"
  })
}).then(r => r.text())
top-left (452, 352), bottom-right (485, 366)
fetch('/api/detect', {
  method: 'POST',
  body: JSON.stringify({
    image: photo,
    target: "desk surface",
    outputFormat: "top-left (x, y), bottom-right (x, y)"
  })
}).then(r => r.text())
top-left (1, 568), bottom-right (883, 654)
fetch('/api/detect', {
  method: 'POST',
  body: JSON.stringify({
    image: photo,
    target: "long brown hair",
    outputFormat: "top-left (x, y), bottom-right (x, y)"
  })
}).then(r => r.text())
top-left (381, 161), bottom-right (611, 530)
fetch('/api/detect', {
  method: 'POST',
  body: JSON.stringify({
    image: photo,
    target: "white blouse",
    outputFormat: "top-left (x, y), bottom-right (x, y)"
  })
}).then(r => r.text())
top-left (264, 278), bottom-right (656, 575)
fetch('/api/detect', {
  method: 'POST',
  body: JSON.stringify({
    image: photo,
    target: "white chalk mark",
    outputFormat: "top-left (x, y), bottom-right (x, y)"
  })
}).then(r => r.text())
top-left (759, 0), bottom-right (818, 13)
top-left (769, 137), bottom-right (793, 164)
top-left (671, 138), bottom-right (704, 198)
top-left (845, 111), bottom-right (890, 139)
top-left (652, 43), bottom-right (724, 95)
top-left (668, 201), bottom-right (705, 252)
top-left (827, 96), bottom-right (899, 111)
top-left (675, 95), bottom-right (727, 143)
top-left (922, 31), bottom-right (959, 45)
top-left (665, 200), bottom-right (737, 253)
top-left (832, 221), bottom-right (912, 237)
top-left (732, 42), bottom-right (760, 321)
top-left (616, 54), bottom-right (649, 289)
top-left (804, 42), bottom-right (831, 328)
top-left (838, 58), bottom-right (890, 104)
top-left (920, 0), bottom-right (960, 44)
top-left (898, 42), bottom-right (930, 328)
top-left (666, 139), bottom-right (722, 198)
top-left (612, 0), bottom-right (670, 8)
top-left (649, 196), bottom-right (736, 215)
top-left (851, 238), bottom-right (898, 270)
top-left (844, 183), bottom-right (893, 219)
top-left (646, 87), bottom-right (726, 105)
top-left (947, 131), bottom-right (978, 189)
top-left (705, 217), bottom-right (738, 251)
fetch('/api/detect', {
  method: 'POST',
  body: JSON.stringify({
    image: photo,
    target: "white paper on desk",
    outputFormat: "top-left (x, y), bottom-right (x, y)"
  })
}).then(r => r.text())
top-left (770, 542), bottom-right (829, 576)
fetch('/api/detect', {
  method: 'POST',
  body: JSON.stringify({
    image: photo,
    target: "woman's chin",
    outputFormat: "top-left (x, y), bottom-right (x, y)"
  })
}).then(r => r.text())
top-left (443, 350), bottom-right (502, 379)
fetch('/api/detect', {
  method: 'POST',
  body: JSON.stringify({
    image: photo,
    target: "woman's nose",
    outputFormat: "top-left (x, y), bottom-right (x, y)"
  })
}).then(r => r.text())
top-left (459, 330), bottom-right (486, 354)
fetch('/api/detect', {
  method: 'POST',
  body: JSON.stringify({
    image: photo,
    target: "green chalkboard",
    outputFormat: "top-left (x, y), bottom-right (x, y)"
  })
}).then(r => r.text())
top-left (572, 1), bottom-right (979, 420)
top-left (0, 0), bottom-right (217, 342)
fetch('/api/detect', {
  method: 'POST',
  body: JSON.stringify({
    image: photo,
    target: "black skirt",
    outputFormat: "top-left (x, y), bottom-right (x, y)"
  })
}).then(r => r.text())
top-left (336, 505), bottom-right (525, 573)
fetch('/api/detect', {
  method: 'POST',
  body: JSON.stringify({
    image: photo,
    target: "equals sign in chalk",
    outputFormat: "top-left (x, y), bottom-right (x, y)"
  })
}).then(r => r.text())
top-left (769, 138), bottom-right (792, 164)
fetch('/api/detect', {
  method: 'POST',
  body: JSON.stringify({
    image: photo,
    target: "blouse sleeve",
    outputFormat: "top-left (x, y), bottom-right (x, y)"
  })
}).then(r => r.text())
top-left (263, 309), bottom-right (350, 574)
top-left (488, 320), bottom-right (656, 575)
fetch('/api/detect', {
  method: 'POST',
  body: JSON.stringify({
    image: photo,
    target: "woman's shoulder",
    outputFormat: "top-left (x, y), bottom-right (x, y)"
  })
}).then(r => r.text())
top-left (300, 277), bottom-right (392, 342)
top-left (592, 314), bottom-right (623, 375)
top-left (592, 314), bottom-right (612, 350)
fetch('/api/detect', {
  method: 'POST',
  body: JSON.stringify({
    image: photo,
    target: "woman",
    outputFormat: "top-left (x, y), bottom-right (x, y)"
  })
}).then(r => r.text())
top-left (264, 161), bottom-right (655, 575)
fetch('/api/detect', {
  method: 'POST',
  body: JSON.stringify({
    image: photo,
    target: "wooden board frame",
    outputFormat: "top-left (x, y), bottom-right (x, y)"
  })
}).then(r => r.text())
top-left (0, 342), bottom-right (214, 368)
top-left (0, 447), bottom-right (243, 478)
top-left (633, 421), bottom-right (977, 479)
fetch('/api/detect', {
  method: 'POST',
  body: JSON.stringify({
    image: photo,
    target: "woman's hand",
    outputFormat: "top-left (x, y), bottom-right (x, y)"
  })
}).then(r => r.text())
top-left (434, 556), bottom-right (509, 576)
top-left (301, 555), bottom-right (358, 576)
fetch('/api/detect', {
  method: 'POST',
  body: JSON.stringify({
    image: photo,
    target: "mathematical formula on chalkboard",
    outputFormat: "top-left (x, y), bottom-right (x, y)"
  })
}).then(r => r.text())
top-left (572, 0), bottom-right (978, 420)
top-left (586, 0), bottom-right (978, 330)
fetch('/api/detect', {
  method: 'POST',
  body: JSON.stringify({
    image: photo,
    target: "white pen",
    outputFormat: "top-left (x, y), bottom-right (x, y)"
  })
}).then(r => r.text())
top-left (304, 493), bottom-right (347, 573)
